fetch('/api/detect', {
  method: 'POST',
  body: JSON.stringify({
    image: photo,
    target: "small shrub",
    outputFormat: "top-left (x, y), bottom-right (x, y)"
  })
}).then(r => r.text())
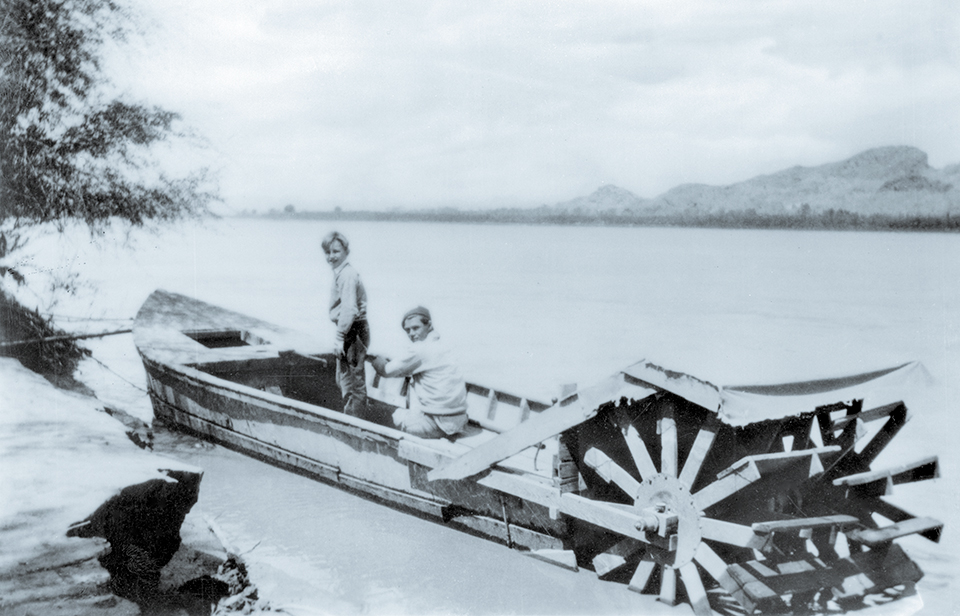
top-left (0, 290), bottom-right (89, 377)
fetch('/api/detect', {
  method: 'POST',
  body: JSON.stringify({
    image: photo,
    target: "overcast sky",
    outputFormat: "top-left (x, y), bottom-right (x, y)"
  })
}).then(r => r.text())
top-left (112, 0), bottom-right (960, 212)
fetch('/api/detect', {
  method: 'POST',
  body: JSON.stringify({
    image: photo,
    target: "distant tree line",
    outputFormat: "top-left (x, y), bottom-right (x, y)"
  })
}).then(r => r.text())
top-left (249, 206), bottom-right (960, 232)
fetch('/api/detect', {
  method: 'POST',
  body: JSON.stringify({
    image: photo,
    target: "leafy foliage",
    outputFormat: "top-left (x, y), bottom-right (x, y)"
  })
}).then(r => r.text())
top-left (0, 0), bottom-right (217, 374)
top-left (0, 0), bottom-right (216, 259)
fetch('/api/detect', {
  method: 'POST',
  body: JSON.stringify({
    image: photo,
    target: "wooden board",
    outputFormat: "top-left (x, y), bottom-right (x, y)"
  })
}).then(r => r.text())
top-left (847, 517), bottom-right (943, 546)
top-left (526, 549), bottom-right (578, 571)
top-left (429, 374), bottom-right (656, 481)
top-left (752, 514), bottom-right (860, 536)
top-left (833, 456), bottom-right (939, 497)
top-left (621, 361), bottom-right (722, 413)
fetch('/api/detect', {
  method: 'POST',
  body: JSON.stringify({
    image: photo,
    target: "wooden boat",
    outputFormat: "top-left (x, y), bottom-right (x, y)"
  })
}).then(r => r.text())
top-left (135, 290), bottom-right (943, 615)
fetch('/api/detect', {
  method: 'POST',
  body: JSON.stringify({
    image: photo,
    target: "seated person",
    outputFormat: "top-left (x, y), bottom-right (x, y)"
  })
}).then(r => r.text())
top-left (368, 306), bottom-right (469, 439)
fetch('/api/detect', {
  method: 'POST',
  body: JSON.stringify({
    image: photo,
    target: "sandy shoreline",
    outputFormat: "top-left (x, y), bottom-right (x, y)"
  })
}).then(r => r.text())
top-left (0, 358), bottom-right (274, 615)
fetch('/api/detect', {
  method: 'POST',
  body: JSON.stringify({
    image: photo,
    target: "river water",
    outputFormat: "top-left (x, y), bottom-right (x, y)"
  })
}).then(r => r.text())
top-left (21, 218), bottom-right (960, 614)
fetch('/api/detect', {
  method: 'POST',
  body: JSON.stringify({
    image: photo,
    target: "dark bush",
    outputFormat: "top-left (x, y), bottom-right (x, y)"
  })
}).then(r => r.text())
top-left (0, 289), bottom-right (89, 377)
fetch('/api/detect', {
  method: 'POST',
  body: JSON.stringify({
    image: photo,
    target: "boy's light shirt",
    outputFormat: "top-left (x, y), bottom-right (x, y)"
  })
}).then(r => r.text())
top-left (328, 260), bottom-right (367, 337)
top-left (383, 331), bottom-right (468, 416)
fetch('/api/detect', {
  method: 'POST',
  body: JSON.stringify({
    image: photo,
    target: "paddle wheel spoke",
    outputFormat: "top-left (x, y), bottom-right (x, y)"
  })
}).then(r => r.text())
top-left (678, 418), bottom-right (718, 488)
top-left (693, 541), bottom-right (772, 613)
top-left (659, 565), bottom-right (677, 605)
top-left (615, 407), bottom-right (658, 479)
top-left (591, 537), bottom-right (645, 578)
top-left (584, 448), bottom-right (641, 499)
top-left (679, 561), bottom-right (713, 616)
top-left (628, 558), bottom-right (657, 593)
top-left (700, 517), bottom-right (767, 550)
top-left (660, 401), bottom-right (678, 478)
top-left (692, 461), bottom-right (761, 511)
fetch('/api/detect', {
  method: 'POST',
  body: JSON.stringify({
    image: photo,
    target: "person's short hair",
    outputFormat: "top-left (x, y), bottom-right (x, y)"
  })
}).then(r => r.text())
top-left (321, 231), bottom-right (350, 254)
top-left (402, 306), bottom-right (431, 327)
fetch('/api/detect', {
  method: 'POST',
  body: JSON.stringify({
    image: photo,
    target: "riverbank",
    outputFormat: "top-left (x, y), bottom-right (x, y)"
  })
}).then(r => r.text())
top-left (0, 357), bottom-right (271, 615)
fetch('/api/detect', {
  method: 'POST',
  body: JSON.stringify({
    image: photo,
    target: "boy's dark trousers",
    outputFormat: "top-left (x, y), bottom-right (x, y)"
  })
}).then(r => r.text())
top-left (337, 320), bottom-right (370, 416)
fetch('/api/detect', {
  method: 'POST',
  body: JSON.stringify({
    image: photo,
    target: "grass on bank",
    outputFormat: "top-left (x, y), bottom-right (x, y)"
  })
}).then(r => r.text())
top-left (0, 289), bottom-right (89, 386)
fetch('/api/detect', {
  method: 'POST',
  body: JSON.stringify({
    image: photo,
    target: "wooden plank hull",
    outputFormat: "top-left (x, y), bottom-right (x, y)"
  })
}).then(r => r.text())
top-left (138, 347), bottom-right (567, 552)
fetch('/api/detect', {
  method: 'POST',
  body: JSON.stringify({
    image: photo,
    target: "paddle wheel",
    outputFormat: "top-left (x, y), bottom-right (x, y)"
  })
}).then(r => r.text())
top-left (562, 386), bottom-right (942, 614)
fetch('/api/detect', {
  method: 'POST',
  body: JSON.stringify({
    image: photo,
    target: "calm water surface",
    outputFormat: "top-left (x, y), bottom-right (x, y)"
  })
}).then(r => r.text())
top-left (25, 219), bottom-right (960, 614)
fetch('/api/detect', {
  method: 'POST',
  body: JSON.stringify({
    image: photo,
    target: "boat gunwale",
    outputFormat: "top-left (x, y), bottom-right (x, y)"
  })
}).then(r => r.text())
top-left (139, 345), bottom-right (568, 486)
top-left (140, 352), bottom-right (435, 448)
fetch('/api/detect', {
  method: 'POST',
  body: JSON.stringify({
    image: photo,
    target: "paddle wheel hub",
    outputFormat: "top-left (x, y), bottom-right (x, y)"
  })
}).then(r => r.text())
top-left (632, 474), bottom-right (701, 568)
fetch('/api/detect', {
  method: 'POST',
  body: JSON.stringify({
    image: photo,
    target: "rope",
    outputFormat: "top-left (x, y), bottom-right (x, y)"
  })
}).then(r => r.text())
top-left (499, 494), bottom-right (513, 549)
top-left (45, 313), bottom-right (134, 323)
top-left (87, 354), bottom-right (150, 395)
top-left (0, 328), bottom-right (132, 349)
top-left (532, 441), bottom-right (547, 471)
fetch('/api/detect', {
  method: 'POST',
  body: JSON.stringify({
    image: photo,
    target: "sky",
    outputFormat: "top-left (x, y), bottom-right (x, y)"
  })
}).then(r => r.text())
top-left (109, 0), bottom-right (960, 212)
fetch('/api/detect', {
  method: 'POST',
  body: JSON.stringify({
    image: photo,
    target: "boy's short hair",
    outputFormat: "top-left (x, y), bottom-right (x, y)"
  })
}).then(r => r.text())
top-left (321, 231), bottom-right (350, 254)
top-left (402, 306), bottom-right (431, 327)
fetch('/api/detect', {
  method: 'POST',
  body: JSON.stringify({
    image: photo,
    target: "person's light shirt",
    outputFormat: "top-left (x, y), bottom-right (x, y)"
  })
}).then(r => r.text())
top-left (328, 261), bottom-right (367, 337)
top-left (381, 331), bottom-right (467, 416)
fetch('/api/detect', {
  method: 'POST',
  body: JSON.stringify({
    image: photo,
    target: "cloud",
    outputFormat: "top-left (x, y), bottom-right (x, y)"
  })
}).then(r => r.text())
top-left (112, 0), bottom-right (960, 210)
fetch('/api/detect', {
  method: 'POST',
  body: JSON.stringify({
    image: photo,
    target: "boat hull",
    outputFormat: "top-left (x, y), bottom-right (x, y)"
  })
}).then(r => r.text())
top-left (140, 353), bottom-right (567, 551)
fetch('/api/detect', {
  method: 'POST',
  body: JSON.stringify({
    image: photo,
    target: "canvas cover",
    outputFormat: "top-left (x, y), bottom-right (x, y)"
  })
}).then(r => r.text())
top-left (718, 361), bottom-right (932, 426)
top-left (623, 360), bottom-right (933, 427)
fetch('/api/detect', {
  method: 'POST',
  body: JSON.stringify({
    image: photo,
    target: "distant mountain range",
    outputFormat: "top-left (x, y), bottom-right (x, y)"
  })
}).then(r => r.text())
top-left (551, 146), bottom-right (960, 218)
top-left (262, 145), bottom-right (960, 230)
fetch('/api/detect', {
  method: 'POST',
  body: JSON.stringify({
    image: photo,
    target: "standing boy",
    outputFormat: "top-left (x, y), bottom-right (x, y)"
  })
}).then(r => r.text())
top-left (322, 231), bottom-right (369, 416)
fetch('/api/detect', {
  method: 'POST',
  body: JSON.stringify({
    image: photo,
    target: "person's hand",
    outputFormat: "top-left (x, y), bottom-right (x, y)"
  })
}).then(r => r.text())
top-left (333, 332), bottom-right (345, 356)
top-left (370, 355), bottom-right (389, 375)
